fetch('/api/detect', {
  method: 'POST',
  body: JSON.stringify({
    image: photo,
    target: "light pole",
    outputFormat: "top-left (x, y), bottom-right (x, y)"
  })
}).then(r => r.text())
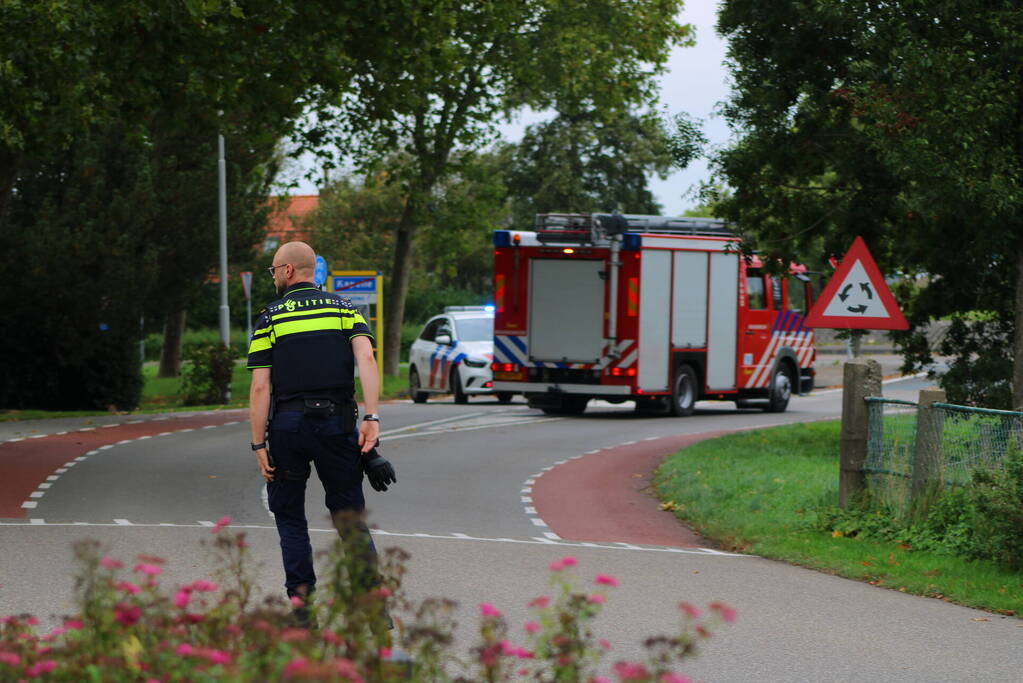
top-left (218, 133), bottom-right (230, 347)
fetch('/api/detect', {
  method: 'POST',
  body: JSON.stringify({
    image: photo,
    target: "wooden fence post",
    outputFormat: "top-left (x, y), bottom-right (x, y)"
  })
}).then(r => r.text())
top-left (839, 359), bottom-right (882, 508)
top-left (910, 387), bottom-right (947, 518)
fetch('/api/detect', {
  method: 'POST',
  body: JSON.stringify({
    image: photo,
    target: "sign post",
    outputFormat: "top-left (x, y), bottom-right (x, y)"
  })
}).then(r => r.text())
top-left (240, 271), bottom-right (253, 344)
top-left (805, 236), bottom-right (908, 508)
top-left (331, 270), bottom-right (384, 384)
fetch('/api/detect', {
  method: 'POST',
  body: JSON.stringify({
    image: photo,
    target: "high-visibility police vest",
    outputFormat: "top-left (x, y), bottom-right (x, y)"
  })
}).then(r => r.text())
top-left (247, 283), bottom-right (373, 400)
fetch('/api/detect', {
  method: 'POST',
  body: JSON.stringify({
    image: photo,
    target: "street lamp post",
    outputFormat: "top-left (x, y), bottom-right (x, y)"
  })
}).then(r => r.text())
top-left (218, 134), bottom-right (230, 347)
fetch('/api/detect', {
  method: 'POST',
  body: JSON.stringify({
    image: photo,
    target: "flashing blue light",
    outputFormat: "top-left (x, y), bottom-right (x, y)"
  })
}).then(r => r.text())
top-left (483, 305), bottom-right (495, 312)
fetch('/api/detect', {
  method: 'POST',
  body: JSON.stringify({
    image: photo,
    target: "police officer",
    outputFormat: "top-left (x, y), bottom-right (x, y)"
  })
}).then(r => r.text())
top-left (247, 240), bottom-right (395, 623)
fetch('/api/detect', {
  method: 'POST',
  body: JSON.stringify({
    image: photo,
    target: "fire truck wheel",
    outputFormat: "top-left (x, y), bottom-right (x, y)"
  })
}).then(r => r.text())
top-left (766, 364), bottom-right (794, 413)
top-left (496, 392), bottom-right (514, 404)
top-left (409, 367), bottom-right (428, 403)
top-left (451, 367), bottom-right (469, 404)
top-left (670, 365), bottom-right (697, 417)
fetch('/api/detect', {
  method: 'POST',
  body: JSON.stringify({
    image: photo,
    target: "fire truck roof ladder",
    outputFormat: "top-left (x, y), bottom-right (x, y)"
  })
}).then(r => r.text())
top-left (534, 213), bottom-right (733, 239)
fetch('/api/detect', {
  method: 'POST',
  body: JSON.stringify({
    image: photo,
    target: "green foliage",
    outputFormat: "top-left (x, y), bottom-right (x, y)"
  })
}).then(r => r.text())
top-left (0, 529), bottom-right (728, 681)
top-left (180, 344), bottom-right (236, 406)
top-left (968, 446), bottom-right (1023, 569)
top-left (144, 329), bottom-right (248, 363)
top-left (713, 0), bottom-right (1022, 407)
top-left (506, 111), bottom-right (674, 225)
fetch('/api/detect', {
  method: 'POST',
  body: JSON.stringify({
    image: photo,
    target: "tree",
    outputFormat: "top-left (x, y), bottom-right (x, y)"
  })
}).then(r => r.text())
top-left (325, 0), bottom-right (692, 375)
top-left (712, 0), bottom-right (1023, 409)
top-left (506, 111), bottom-right (675, 227)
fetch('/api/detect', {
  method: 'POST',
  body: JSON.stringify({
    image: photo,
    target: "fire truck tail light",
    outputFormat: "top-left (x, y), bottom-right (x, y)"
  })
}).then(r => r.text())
top-left (491, 362), bottom-right (518, 372)
top-left (608, 367), bottom-right (637, 377)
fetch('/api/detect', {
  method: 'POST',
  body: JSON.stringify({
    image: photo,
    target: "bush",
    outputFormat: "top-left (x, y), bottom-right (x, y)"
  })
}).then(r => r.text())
top-left (144, 328), bottom-right (249, 363)
top-left (180, 344), bottom-right (236, 406)
top-left (0, 522), bottom-right (733, 682)
top-left (967, 446), bottom-right (1023, 569)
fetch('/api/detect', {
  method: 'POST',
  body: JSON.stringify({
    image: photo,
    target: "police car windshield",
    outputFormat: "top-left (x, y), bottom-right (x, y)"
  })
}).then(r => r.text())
top-left (454, 317), bottom-right (493, 342)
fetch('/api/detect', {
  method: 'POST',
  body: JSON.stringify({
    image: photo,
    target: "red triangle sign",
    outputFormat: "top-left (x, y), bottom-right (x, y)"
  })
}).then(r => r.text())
top-left (804, 237), bottom-right (908, 330)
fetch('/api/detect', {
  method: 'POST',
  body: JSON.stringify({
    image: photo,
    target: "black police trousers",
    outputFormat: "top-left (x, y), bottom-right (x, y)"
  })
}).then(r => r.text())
top-left (266, 409), bottom-right (378, 594)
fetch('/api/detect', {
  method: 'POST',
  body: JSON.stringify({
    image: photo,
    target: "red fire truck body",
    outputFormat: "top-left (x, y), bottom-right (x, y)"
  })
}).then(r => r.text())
top-left (490, 214), bottom-right (816, 415)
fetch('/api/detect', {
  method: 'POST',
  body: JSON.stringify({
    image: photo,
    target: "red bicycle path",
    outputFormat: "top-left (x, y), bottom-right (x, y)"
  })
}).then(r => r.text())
top-left (0, 411), bottom-right (247, 518)
top-left (2, 412), bottom-right (726, 550)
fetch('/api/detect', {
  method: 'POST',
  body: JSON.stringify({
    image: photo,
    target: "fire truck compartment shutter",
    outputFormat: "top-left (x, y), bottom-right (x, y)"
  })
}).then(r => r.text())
top-left (672, 251), bottom-right (708, 347)
top-left (528, 258), bottom-right (605, 363)
top-left (707, 252), bottom-right (739, 390)
top-left (639, 250), bottom-right (672, 392)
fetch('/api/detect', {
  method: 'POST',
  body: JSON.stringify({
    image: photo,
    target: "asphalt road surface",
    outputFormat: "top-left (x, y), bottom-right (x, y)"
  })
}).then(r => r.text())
top-left (2, 376), bottom-right (1021, 682)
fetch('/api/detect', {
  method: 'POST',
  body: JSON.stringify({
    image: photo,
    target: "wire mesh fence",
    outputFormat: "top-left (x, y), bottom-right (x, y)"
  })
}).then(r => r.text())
top-left (864, 397), bottom-right (1023, 516)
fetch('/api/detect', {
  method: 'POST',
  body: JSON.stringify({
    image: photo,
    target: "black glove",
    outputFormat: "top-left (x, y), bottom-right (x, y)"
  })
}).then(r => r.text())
top-left (361, 444), bottom-right (396, 492)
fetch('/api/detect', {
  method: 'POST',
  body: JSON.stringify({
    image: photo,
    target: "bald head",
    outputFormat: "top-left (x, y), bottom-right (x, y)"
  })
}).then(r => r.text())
top-left (271, 241), bottom-right (317, 294)
top-left (276, 241), bottom-right (316, 276)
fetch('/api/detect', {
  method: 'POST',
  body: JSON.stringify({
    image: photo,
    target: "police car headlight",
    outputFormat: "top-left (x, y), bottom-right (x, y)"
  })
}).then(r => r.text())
top-left (463, 358), bottom-right (487, 368)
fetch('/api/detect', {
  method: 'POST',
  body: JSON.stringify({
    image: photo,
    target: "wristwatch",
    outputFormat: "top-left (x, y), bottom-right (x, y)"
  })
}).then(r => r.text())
top-left (250, 442), bottom-right (267, 451)
top-left (362, 414), bottom-right (380, 422)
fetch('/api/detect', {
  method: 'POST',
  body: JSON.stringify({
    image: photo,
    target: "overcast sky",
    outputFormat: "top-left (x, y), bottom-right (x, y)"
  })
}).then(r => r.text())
top-left (286, 3), bottom-right (731, 215)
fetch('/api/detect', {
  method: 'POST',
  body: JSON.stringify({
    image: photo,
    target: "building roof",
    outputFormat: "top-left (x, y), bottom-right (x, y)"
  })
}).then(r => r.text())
top-left (265, 195), bottom-right (319, 246)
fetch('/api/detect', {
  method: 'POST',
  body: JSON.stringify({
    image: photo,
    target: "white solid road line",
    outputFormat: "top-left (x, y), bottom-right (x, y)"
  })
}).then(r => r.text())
top-left (0, 520), bottom-right (746, 557)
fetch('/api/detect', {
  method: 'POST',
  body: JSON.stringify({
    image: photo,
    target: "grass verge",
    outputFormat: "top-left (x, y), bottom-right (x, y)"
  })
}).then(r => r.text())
top-left (653, 421), bottom-right (1023, 616)
top-left (0, 364), bottom-right (410, 422)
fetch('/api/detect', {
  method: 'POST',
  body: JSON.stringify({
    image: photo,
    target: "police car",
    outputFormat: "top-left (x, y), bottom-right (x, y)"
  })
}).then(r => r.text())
top-left (407, 306), bottom-right (513, 404)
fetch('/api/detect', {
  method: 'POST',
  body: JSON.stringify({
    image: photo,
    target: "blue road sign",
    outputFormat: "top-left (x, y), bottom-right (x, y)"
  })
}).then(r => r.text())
top-left (332, 275), bottom-right (377, 293)
top-left (314, 256), bottom-right (328, 287)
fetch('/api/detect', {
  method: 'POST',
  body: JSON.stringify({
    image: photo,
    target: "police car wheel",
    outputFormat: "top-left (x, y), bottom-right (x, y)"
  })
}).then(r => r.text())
top-left (670, 365), bottom-right (697, 417)
top-left (409, 367), bottom-right (428, 403)
top-left (766, 364), bottom-right (793, 413)
top-left (451, 367), bottom-right (469, 404)
top-left (496, 392), bottom-right (514, 404)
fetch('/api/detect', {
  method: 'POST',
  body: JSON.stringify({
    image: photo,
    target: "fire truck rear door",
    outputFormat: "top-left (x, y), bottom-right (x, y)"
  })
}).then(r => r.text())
top-left (707, 252), bottom-right (738, 390)
top-left (528, 259), bottom-right (604, 363)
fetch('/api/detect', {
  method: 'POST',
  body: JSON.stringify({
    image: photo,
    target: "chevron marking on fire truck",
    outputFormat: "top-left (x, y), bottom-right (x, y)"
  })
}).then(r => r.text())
top-left (745, 310), bottom-right (814, 389)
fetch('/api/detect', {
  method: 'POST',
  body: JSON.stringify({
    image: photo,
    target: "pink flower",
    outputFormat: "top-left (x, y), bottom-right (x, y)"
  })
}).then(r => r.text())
top-left (514, 648), bottom-right (534, 659)
top-left (322, 630), bottom-right (342, 645)
top-left (203, 649), bottom-right (232, 665)
top-left (613, 661), bottom-right (649, 681)
top-left (101, 556), bottom-right (124, 570)
top-left (24, 660), bottom-right (57, 677)
top-left (175, 643), bottom-right (195, 656)
top-left (116, 581), bottom-right (141, 594)
top-left (528, 596), bottom-right (550, 609)
top-left (678, 602), bottom-right (702, 619)
top-left (134, 563), bottom-right (163, 576)
top-left (174, 591), bottom-right (191, 609)
top-left (591, 678), bottom-right (611, 683)
top-left (63, 619), bottom-right (84, 631)
top-left (598, 638), bottom-right (612, 650)
top-left (660, 674), bottom-right (693, 683)
top-left (25, 616), bottom-right (38, 626)
top-left (479, 602), bottom-right (502, 618)
top-left (212, 516), bottom-right (232, 533)
top-left (289, 596), bottom-right (305, 608)
top-left (587, 593), bottom-right (607, 604)
top-left (113, 603), bottom-right (141, 626)
top-left (594, 574), bottom-right (620, 587)
top-left (524, 620), bottom-right (540, 634)
top-left (284, 657), bottom-right (309, 675)
top-left (379, 647), bottom-right (392, 658)
top-left (549, 556), bottom-right (578, 572)
top-left (0, 652), bottom-right (20, 666)
top-left (709, 601), bottom-right (737, 624)
top-left (190, 580), bottom-right (218, 592)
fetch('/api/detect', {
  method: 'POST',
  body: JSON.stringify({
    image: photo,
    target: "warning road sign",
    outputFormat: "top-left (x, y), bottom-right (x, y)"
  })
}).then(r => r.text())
top-left (805, 236), bottom-right (908, 330)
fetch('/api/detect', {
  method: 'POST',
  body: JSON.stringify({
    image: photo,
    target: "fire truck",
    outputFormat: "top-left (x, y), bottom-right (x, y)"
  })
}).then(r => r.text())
top-left (490, 213), bottom-right (817, 416)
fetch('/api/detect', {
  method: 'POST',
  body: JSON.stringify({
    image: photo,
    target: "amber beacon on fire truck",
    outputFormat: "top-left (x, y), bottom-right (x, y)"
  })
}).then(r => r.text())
top-left (490, 214), bottom-right (817, 416)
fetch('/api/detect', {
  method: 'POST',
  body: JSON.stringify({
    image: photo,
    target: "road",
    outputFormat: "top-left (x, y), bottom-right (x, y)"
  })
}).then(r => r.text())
top-left (1, 378), bottom-right (1021, 682)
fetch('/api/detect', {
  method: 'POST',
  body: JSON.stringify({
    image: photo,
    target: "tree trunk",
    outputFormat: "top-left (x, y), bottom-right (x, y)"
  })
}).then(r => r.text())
top-left (383, 195), bottom-right (419, 376)
top-left (159, 308), bottom-right (187, 378)
top-left (1013, 237), bottom-right (1023, 411)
